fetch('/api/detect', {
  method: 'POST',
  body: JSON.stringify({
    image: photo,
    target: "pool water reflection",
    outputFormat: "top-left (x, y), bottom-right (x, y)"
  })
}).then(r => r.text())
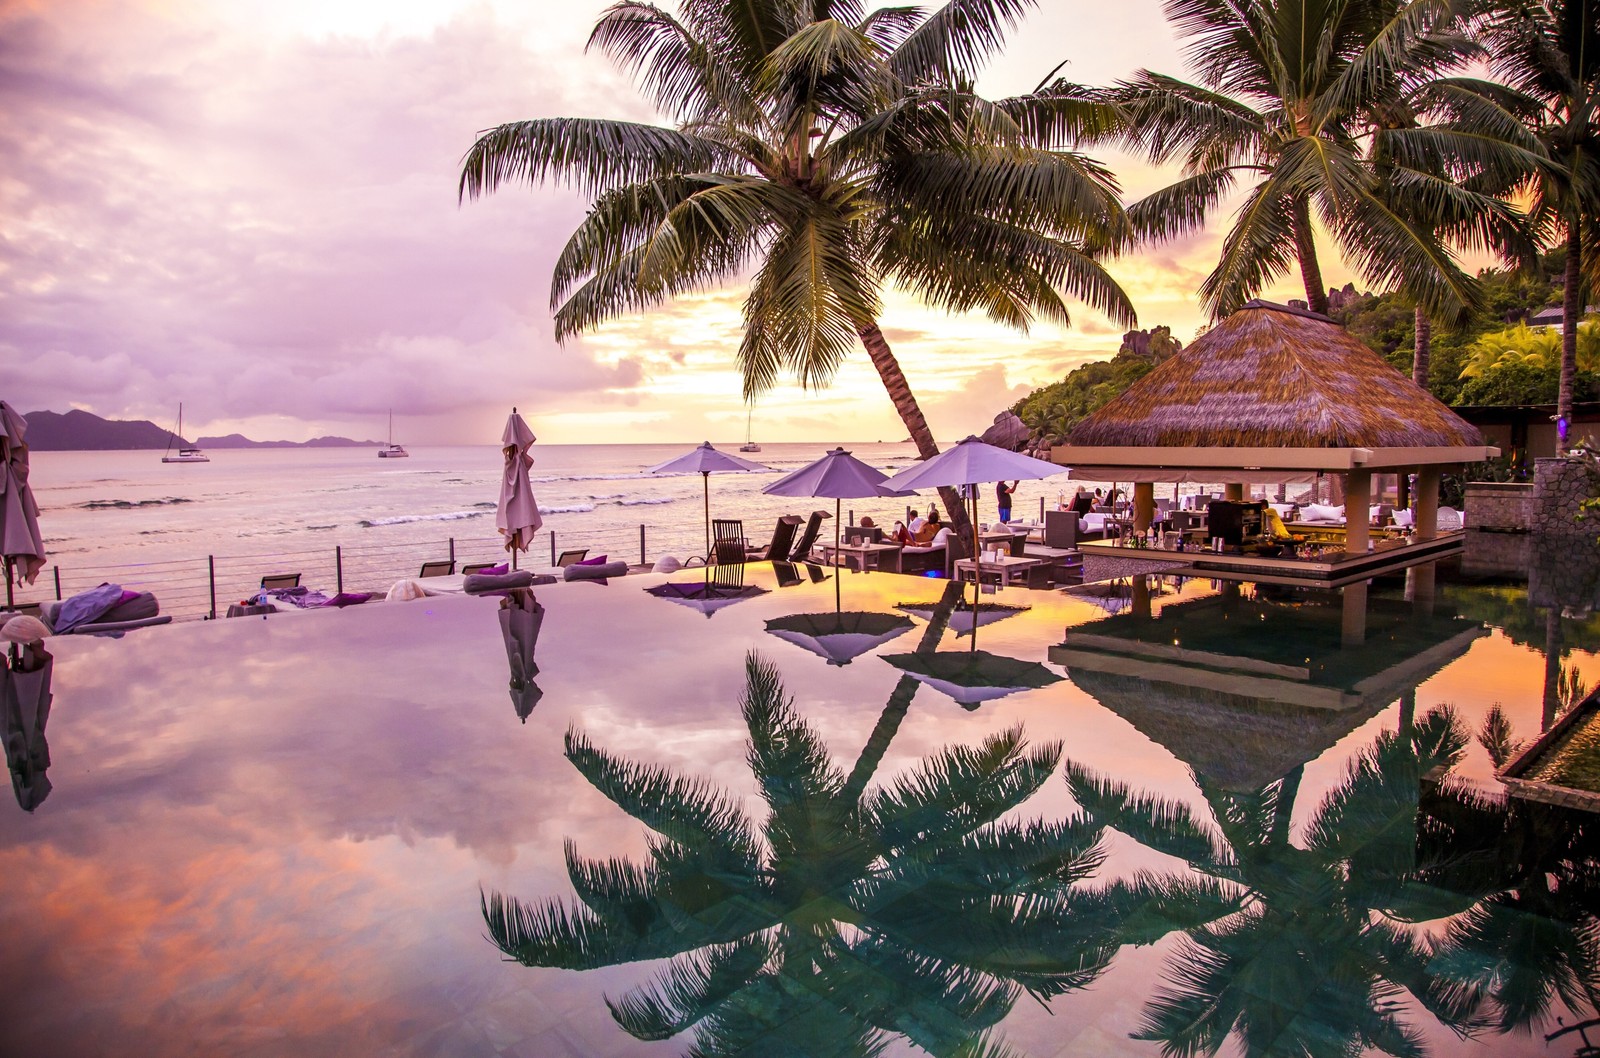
top-left (0, 557), bottom-right (1594, 1057)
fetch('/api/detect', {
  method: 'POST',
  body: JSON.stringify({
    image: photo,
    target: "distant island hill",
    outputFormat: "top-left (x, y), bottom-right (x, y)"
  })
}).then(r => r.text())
top-left (22, 409), bottom-right (379, 452)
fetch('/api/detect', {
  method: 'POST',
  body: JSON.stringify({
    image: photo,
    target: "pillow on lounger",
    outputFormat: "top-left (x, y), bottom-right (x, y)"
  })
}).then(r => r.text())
top-left (576, 554), bottom-right (609, 565)
top-left (1300, 503), bottom-right (1344, 523)
top-left (464, 570), bottom-right (536, 593)
top-left (98, 591), bottom-right (159, 624)
top-left (564, 560), bottom-right (628, 581)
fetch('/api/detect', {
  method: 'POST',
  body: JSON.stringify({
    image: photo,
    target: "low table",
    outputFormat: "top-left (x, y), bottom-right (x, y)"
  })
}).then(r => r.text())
top-left (819, 541), bottom-right (903, 573)
top-left (954, 555), bottom-right (1044, 586)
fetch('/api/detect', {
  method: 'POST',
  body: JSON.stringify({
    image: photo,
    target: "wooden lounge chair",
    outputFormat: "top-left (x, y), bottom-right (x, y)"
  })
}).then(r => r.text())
top-left (747, 516), bottom-right (801, 561)
top-left (554, 550), bottom-right (589, 567)
top-left (788, 510), bottom-right (829, 562)
top-left (418, 560), bottom-right (455, 578)
top-left (711, 519), bottom-right (747, 565)
top-left (461, 562), bottom-right (498, 576)
top-left (260, 573), bottom-right (301, 590)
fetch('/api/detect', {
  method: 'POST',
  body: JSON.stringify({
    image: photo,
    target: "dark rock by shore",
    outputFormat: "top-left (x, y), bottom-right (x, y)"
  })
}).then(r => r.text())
top-left (23, 409), bottom-right (375, 451)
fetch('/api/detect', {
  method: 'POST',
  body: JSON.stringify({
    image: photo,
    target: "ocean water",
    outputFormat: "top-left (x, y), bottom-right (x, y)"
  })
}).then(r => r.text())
top-left (21, 442), bottom-right (1112, 611)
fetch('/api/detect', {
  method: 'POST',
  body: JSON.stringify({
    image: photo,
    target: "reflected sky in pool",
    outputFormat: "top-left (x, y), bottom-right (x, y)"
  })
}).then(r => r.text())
top-left (1, 558), bottom-right (1595, 1057)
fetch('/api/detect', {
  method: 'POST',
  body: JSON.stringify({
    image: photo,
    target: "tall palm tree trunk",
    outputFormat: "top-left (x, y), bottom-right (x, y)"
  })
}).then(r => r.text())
top-left (1291, 196), bottom-right (1329, 315)
top-left (1559, 224), bottom-right (1582, 435)
top-left (858, 322), bottom-right (974, 550)
top-left (843, 580), bottom-right (966, 801)
top-left (1412, 306), bottom-right (1432, 389)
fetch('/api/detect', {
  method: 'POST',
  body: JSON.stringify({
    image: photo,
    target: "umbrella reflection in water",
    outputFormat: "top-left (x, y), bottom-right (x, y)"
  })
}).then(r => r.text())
top-left (2, 642), bottom-right (53, 810)
top-left (881, 648), bottom-right (1064, 710)
top-left (499, 589), bottom-right (545, 722)
top-left (645, 563), bottom-right (769, 618)
top-left (765, 610), bottom-right (914, 666)
top-left (894, 600), bottom-right (1028, 638)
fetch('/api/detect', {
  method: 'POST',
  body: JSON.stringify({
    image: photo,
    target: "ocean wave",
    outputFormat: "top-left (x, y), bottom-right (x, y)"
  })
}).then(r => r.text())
top-left (538, 503), bottom-right (596, 515)
top-left (618, 496), bottom-right (675, 506)
top-left (359, 510), bottom-right (491, 527)
top-left (78, 497), bottom-right (194, 510)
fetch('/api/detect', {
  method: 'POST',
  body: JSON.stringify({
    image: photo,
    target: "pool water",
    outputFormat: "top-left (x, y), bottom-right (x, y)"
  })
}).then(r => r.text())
top-left (1, 553), bottom-right (1595, 1057)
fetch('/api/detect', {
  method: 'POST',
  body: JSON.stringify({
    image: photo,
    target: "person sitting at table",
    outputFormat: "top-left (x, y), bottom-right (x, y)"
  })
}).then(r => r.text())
top-left (908, 510), bottom-right (926, 533)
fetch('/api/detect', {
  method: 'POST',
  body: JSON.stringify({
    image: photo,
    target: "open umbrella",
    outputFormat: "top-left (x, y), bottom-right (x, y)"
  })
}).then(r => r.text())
top-left (499, 590), bottom-right (545, 723)
top-left (648, 442), bottom-right (769, 559)
top-left (881, 648), bottom-right (1063, 710)
top-left (496, 409), bottom-right (543, 566)
top-left (764, 447), bottom-right (913, 601)
top-left (646, 565), bottom-right (769, 618)
top-left (895, 601), bottom-right (1029, 638)
top-left (765, 610), bottom-right (914, 666)
top-left (0, 401), bottom-right (45, 612)
top-left (2, 643), bottom-right (53, 811)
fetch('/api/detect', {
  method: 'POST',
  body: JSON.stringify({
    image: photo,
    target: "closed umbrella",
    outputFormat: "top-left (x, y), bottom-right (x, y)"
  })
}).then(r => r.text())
top-left (496, 409), bottom-right (543, 566)
top-left (765, 610), bottom-right (914, 666)
top-left (881, 648), bottom-right (1063, 710)
top-left (0, 401), bottom-right (45, 612)
top-left (499, 591), bottom-right (545, 723)
top-left (648, 442), bottom-right (769, 560)
top-left (2, 643), bottom-right (53, 811)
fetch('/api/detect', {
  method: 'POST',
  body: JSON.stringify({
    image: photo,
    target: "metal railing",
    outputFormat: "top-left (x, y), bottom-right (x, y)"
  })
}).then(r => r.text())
top-left (4, 521), bottom-right (700, 621)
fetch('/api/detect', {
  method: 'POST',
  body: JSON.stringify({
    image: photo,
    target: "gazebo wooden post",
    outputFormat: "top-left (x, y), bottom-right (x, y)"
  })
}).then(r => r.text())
top-left (1133, 482), bottom-right (1155, 535)
top-left (1341, 582), bottom-right (1369, 647)
top-left (1415, 467), bottom-right (1441, 540)
top-left (1345, 469), bottom-right (1372, 555)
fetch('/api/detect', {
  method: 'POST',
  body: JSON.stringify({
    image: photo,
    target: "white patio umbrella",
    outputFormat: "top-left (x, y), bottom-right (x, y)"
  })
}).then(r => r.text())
top-left (895, 601), bottom-right (1029, 638)
top-left (764, 447), bottom-right (913, 590)
top-left (496, 409), bottom-right (543, 568)
top-left (881, 648), bottom-right (1063, 709)
top-left (648, 442), bottom-right (769, 559)
top-left (764, 611), bottom-right (915, 666)
top-left (0, 402), bottom-right (45, 612)
top-left (882, 437), bottom-right (1065, 646)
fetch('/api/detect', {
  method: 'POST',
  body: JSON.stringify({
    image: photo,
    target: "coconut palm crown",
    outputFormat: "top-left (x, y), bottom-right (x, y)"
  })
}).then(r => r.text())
top-left (459, 0), bottom-right (1135, 538)
top-left (1101, 0), bottom-right (1537, 321)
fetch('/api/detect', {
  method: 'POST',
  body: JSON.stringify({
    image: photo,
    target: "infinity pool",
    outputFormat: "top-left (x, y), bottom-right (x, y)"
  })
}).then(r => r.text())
top-left (1, 554), bottom-right (1595, 1057)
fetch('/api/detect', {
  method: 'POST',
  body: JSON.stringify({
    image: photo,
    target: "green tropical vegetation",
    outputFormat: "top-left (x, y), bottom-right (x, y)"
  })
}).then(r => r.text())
top-left (1010, 326), bottom-right (1182, 448)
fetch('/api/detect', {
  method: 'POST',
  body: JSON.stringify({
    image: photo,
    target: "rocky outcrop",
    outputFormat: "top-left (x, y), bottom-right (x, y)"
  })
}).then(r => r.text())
top-left (978, 411), bottom-right (1030, 452)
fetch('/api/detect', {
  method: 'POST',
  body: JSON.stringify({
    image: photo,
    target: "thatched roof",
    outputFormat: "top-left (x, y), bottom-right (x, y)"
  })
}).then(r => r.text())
top-left (1067, 302), bottom-right (1483, 449)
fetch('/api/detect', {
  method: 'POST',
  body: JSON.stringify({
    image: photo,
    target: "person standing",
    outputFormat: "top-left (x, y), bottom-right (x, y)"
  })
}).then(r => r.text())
top-left (996, 480), bottom-right (1017, 524)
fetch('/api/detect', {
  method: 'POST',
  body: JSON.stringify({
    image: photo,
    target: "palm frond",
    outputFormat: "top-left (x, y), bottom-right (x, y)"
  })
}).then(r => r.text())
top-left (566, 725), bottom-right (762, 867)
top-left (604, 936), bottom-right (774, 1040)
top-left (459, 118), bottom-right (721, 202)
top-left (760, 17), bottom-right (892, 126)
top-left (1198, 178), bottom-right (1299, 318)
top-left (1063, 760), bottom-right (1229, 867)
top-left (740, 652), bottom-right (848, 813)
top-left (888, 0), bottom-right (1034, 84)
top-left (588, 2), bottom-right (752, 122)
top-left (1110, 72), bottom-right (1267, 170)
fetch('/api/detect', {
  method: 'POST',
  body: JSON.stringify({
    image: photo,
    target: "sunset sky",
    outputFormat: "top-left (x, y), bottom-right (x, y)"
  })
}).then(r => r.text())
top-left (1, 0), bottom-right (1370, 445)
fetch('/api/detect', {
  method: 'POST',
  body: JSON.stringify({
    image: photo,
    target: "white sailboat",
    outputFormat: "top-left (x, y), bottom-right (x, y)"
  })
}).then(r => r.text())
top-left (378, 409), bottom-right (409, 458)
top-left (739, 407), bottom-right (761, 453)
top-left (161, 403), bottom-right (209, 463)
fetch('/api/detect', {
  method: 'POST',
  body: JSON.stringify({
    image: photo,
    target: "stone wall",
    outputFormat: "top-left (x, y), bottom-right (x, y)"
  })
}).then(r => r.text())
top-left (1532, 457), bottom-right (1600, 536)
top-left (1464, 482), bottom-right (1533, 531)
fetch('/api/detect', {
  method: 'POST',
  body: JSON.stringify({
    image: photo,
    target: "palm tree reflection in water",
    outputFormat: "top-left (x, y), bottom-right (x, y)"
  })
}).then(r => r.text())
top-left (482, 649), bottom-right (1128, 1057)
top-left (1068, 704), bottom-right (1593, 1049)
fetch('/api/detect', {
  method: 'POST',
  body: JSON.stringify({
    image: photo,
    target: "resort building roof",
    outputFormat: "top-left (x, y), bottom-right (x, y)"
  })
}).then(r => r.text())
top-left (1053, 300), bottom-right (1497, 479)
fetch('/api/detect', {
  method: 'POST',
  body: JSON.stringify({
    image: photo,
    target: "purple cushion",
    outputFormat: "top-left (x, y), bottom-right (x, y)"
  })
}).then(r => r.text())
top-left (320, 592), bottom-right (373, 608)
top-left (118, 589), bottom-right (142, 605)
top-left (577, 554), bottom-right (608, 566)
top-left (479, 563), bottom-right (508, 575)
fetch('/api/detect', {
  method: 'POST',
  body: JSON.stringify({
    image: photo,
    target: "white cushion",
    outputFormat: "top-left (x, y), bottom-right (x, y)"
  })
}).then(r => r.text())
top-left (652, 555), bottom-right (684, 573)
top-left (1300, 503), bottom-right (1344, 524)
top-left (1392, 508), bottom-right (1415, 528)
top-left (931, 527), bottom-right (953, 546)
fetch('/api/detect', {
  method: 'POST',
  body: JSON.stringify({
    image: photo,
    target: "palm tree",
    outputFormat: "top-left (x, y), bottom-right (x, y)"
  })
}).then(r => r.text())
top-left (1065, 708), bottom-right (1490, 1056)
top-left (459, 0), bottom-right (1135, 544)
top-left (1472, 0), bottom-right (1600, 436)
top-left (482, 652), bottom-right (1129, 1056)
top-left (1100, 0), bottom-right (1508, 320)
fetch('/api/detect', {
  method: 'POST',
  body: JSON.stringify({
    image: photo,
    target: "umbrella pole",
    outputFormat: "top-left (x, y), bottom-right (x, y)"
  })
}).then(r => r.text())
top-left (702, 471), bottom-right (711, 562)
top-left (969, 489), bottom-right (979, 652)
top-left (835, 497), bottom-right (842, 611)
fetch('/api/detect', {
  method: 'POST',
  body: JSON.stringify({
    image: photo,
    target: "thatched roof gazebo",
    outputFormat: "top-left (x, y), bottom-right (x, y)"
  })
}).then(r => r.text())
top-left (1053, 301), bottom-right (1499, 552)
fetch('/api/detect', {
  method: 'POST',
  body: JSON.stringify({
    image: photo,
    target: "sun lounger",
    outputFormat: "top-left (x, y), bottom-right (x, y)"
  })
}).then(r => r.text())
top-left (789, 511), bottom-right (830, 562)
top-left (418, 560), bottom-right (455, 578)
top-left (260, 573), bottom-right (301, 590)
top-left (711, 520), bottom-right (747, 565)
top-left (747, 516), bottom-right (801, 561)
top-left (900, 527), bottom-right (953, 576)
top-left (554, 550), bottom-right (588, 567)
top-left (40, 590), bottom-right (169, 635)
